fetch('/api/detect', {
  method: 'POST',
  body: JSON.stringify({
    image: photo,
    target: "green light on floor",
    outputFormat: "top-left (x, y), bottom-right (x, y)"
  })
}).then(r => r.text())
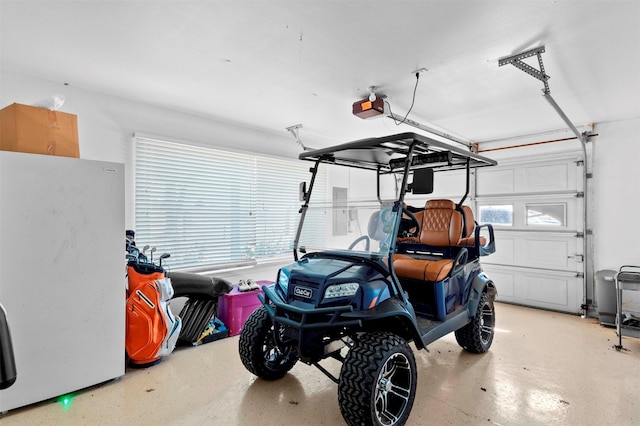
top-left (58, 394), bottom-right (74, 410)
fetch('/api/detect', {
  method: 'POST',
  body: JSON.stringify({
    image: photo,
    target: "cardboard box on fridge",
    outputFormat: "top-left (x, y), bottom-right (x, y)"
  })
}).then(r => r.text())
top-left (0, 103), bottom-right (79, 158)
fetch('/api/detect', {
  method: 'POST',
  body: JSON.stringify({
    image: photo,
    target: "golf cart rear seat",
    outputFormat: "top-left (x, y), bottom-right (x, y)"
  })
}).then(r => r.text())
top-left (394, 199), bottom-right (465, 282)
top-left (457, 205), bottom-right (496, 256)
top-left (458, 205), bottom-right (486, 247)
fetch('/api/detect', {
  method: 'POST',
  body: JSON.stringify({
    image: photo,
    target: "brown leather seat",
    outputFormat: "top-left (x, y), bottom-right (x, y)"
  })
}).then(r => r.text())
top-left (394, 253), bottom-right (457, 282)
top-left (458, 205), bottom-right (486, 247)
top-left (394, 199), bottom-right (463, 282)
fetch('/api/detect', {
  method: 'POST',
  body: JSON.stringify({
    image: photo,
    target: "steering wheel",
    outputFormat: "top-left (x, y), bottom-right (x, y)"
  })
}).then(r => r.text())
top-left (348, 235), bottom-right (370, 251)
top-left (379, 206), bottom-right (395, 232)
top-left (399, 206), bottom-right (420, 238)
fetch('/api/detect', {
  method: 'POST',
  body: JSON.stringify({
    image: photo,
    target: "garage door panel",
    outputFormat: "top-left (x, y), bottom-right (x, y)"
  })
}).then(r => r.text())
top-left (484, 265), bottom-right (582, 313)
top-left (477, 155), bottom-right (578, 196)
top-left (432, 170), bottom-right (465, 197)
top-left (477, 169), bottom-right (515, 195)
top-left (483, 266), bottom-right (518, 304)
top-left (523, 163), bottom-right (570, 192)
top-left (486, 232), bottom-right (580, 272)
top-left (487, 235), bottom-right (515, 263)
top-left (489, 271), bottom-right (515, 298)
top-left (525, 275), bottom-right (569, 306)
top-left (524, 239), bottom-right (570, 269)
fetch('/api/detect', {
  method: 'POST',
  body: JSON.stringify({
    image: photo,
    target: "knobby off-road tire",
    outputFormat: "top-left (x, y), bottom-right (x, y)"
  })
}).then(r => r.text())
top-left (455, 291), bottom-right (495, 353)
top-left (338, 332), bottom-right (417, 426)
top-left (238, 305), bottom-right (298, 380)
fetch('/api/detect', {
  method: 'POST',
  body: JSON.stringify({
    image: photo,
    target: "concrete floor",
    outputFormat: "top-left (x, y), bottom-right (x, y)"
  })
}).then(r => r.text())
top-left (2, 302), bottom-right (639, 425)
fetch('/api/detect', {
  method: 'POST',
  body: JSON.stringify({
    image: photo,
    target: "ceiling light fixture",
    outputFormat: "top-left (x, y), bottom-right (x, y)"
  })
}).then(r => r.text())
top-left (368, 86), bottom-right (377, 102)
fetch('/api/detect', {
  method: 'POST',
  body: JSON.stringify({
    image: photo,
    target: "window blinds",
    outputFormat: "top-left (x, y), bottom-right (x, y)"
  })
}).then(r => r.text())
top-left (135, 136), bottom-right (326, 271)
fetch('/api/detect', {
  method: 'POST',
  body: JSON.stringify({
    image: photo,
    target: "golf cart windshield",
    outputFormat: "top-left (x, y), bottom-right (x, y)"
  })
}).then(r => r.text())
top-left (297, 197), bottom-right (401, 258)
top-left (293, 132), bottom-right (497, 260)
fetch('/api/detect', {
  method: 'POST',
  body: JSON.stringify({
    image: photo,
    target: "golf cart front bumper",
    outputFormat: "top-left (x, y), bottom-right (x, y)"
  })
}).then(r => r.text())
top-left (259, 285), bottom-right (363, 362)
top-left (259, 284), bottom-right (362, 330)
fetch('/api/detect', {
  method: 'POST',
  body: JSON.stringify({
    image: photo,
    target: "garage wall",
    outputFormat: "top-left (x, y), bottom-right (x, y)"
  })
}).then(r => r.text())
top-left (591, 118), bottom-right (640, 271)
top-left (0, 70), bottom-right (304, 231)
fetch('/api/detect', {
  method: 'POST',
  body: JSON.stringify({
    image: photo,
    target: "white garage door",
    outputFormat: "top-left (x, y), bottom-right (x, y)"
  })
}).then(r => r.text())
top-left (476, 152), bottom-right (585, 314)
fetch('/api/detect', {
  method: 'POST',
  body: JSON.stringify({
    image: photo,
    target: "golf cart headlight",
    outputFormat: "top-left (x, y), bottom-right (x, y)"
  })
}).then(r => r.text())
top-left (325, 283), bottom-right (359, 299)
top-left (277, 269), bottom-right (290, 290)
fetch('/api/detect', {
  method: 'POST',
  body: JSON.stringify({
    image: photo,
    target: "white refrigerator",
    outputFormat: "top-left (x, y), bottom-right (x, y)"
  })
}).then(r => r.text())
top-left (0, 151), bottom-right (125, 412)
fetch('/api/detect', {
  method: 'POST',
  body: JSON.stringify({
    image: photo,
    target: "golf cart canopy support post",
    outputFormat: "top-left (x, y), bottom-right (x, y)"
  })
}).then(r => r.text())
top-left (293, 159), bottom-right (322, 261)
top-left (458, 159), bottom-right (471, 206)
top-left (398, 141), bottom-right (418, 203)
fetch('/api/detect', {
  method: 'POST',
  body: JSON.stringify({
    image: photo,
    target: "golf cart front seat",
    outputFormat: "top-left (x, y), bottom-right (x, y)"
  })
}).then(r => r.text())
top-left (394, 199), bottom-right (464, 282)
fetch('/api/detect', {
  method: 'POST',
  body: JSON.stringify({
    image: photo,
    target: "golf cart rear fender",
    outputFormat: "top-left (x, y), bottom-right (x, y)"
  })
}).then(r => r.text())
top-left (466, 273), bottom-right (497, 317)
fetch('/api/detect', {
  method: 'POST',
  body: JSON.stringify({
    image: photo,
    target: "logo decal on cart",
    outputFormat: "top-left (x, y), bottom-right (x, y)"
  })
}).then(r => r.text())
top-left (294, 286), bottom-right (313, 299)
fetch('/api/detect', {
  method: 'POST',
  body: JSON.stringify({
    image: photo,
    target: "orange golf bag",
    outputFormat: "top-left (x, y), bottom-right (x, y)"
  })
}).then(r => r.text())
top-left (126, 261), bottom-right (181, 367)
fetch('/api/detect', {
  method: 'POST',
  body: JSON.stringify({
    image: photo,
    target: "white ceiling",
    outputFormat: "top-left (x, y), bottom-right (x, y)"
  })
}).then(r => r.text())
top-left (1, 1), bottom-right (639, 147)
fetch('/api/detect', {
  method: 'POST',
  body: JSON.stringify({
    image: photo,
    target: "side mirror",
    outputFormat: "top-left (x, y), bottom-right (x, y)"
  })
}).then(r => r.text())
top-left (410, 168), bottom-right (434, 194)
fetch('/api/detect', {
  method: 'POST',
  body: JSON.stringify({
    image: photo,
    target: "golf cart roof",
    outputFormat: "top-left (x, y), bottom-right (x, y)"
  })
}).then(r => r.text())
top-left (299, 132), bottom-right (496, 173)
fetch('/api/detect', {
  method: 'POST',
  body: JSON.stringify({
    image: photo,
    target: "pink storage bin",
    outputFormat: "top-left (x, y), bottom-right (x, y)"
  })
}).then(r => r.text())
top-left (217, 281), bottom-right (273, 336)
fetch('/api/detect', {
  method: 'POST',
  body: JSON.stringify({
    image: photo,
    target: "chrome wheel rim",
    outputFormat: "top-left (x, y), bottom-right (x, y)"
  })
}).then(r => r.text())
top-left (374, 353), bottom-right (413, 425)
top-left (480, 301), bottom-right (495, 345)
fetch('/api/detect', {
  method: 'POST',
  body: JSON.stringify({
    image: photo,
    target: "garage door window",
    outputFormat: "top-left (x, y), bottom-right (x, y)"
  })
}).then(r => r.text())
top-left (526, 203), bottom-right (566, 226)
top-left (479, 204), bottom-right (513, 226)
top-left (134, 136), bottom-right (326, 271)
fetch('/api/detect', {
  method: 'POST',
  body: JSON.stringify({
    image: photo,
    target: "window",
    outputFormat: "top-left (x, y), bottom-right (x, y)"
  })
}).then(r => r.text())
top-left (479, 204), bottom-right (513, 226)
top-left (135, 136), bottom-right (326, 270)
top-left (526, 203), bottom-right (566, 226)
